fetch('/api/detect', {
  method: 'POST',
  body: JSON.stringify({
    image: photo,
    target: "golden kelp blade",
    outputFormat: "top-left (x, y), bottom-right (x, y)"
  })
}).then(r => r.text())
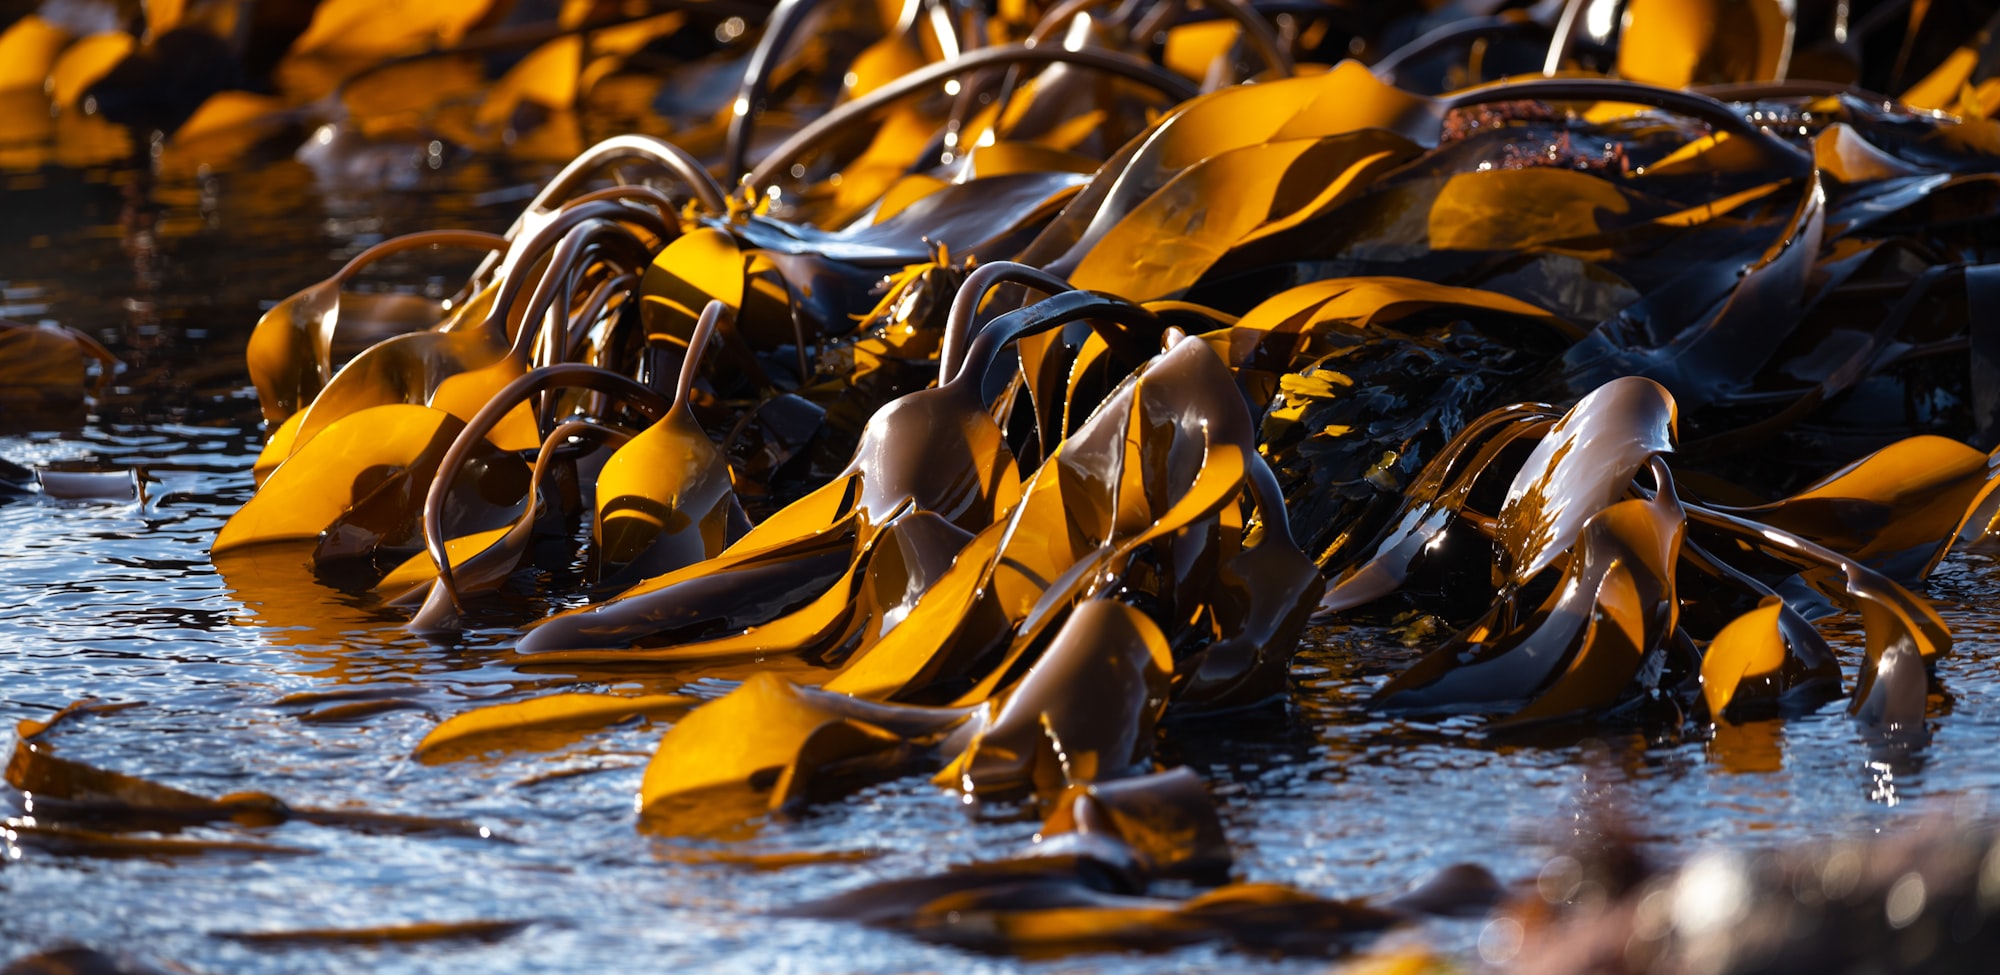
top-left (638, 672), bottom-right (974, 835)
top-left (1615, 0), bottom-right (1793, 89)
top-left (595, 302), bottom-right (738, 581)
top-left (1031, 60), bottom-right (1444, 275)
top-left (1068, 131), bottom-right (1419, 301)
top-left (415, 692), bottom-right (694, 761)
top-left (1717, 435), bottom-right (1995, 580)
top-left (0, 16), bottom-right (70, 92)
top-left (216, 403), bottom-right (484, 554)
top-left (1700, 598), bottom-right (1840, 721)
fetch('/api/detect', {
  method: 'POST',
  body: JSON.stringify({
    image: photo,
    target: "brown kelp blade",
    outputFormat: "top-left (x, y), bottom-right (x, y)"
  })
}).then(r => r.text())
top-left (1495, 376), bottom-right (1677, 588)
top-left (936, 599), bottom-right (1173, 801)
top-left (826, 327), bottom-right (1263, 702)
top-left (1374, 456), bottom-right (1684, 722)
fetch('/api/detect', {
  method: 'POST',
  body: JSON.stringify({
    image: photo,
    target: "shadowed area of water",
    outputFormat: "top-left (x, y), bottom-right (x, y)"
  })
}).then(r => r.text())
top-left (5, 149), bottom-right (2000, 974)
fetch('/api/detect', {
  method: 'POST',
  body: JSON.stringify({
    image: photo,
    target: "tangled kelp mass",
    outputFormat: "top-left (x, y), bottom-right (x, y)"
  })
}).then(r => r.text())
top-left (16, 0), bottom-right (2000, 968)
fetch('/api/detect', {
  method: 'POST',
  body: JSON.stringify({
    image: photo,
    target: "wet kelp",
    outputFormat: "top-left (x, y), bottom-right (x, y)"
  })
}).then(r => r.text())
top-left (14, 0), bottom-right (2000, 962)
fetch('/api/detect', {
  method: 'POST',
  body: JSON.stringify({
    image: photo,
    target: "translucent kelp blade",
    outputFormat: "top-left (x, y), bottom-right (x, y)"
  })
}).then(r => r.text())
top-left (1614, 0), bottom-right (1794, 89)
top-left (1700, 598), bottom-right (1842, 721)
top-left (1028, 60), bottom-right (1444, 275)
top-left (1067, 131), bottom-right (1421, 302)
top-left (638, 672), bottom-right (976, 835)
top-left (1223, 275), bottom-right (1568, 378)
top-left (1717, 435), bottom-right (1994, 582)
top-left (286, 0), bottom-right (494, 58)
top-left (215, 404), bottom-right (506, 555)
top-left (595, 302), bottom-right (736, 581)
top-left (415, 692), bottom-right (695, 762)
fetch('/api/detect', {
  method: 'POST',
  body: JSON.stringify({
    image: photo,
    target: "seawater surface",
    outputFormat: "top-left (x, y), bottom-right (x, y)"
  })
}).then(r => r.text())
top-left (5, 152), bottom-right (2000, 974)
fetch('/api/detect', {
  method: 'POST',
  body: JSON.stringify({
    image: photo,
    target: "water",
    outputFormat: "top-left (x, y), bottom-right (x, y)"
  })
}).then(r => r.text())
top-left (4, 149), bottom-right (1999, 974)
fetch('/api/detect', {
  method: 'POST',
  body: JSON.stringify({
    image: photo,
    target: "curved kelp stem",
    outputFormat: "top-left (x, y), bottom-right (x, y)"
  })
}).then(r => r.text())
top-left (1439, 78), bottom-right (1811, 169)
top-left (1680, 500), bottom-right (1951, 715)
top-left (469, 136), bottom-right (724, 289)
top-left (676, 301), bottom-right (724, 410)
top-left (512, 135), bottom-right (727, 229)
top-left (422, 364), bottom-right (674, 613)
top-left (943, 288), bottom-right (1164, 398)
top-left (938, 261), bottom-right (1074, 385)
top-left (402, 419), bottom-right (636, 632)
top-left (1540, 0), bottom-right (1590, 76)
top-left (744, 44), bottom-right (1201, 195)
top-left (1239, 438), bottom-right (1297, 550)
top-left (563, 272), bottom-right (639, 363)
top-left (330, 230), bottom-right (512, 287)
top-left (722, 0), bottom-right (832, 181)
top-left (507, 219), bottom-right (652, 369)
top-left (1374, 16), bottom-right (1561, 84)
top-left (560, 183), bottom-right (691, 235)
top-left (476, 200), bottom-right (670, 359)
top-left (592, 301), bottom-right (737, 584)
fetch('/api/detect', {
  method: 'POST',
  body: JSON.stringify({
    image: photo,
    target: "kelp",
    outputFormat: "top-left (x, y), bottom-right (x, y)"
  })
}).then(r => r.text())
top-left (7, 703), bottom-right (488, 845)
top-left (6, 0), bottom-right (1990, 960)
top-left (0, 318), bottom-right (121, 423)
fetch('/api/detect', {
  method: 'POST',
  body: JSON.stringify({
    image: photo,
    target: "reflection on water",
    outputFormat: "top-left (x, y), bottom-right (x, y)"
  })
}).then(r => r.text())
top-left (11, 148), bottom-right (2000, 975)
